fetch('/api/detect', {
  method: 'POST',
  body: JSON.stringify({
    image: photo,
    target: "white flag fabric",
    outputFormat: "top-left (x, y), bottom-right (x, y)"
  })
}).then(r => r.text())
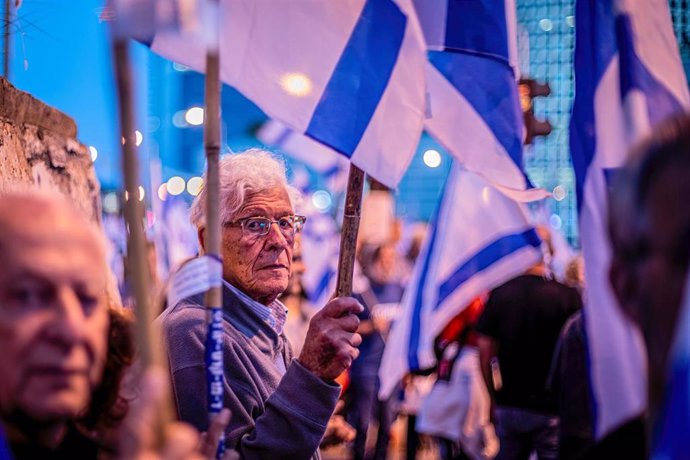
top-left (570, 0), bottom-right (690, 438)
top-left (145, 0), bottom-right (427, 188)
top-left (414, 0), bottom-right (549, 201)
top-left (257, 119), bottom-right (347, 178)
top-left (379, 163), bottom-right (543, 399)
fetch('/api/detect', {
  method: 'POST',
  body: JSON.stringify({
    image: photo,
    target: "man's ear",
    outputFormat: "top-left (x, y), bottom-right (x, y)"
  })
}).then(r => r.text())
top-left (198, 227), bottom-right (207, 254)
top-left (610, 256), bottom-right (639, 324)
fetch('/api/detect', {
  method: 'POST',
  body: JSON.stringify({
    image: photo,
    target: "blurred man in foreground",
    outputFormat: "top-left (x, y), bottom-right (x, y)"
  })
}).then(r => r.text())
top-left (0, 191), bottom-right (111, 457)
top-left (605, 113), bottom-right (690, 456)
top-left (0, 191), bottom-right (228, 459)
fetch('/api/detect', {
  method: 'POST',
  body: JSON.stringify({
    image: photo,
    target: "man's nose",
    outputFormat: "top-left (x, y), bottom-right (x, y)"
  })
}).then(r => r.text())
top-left (49, 286), bottom-right (86, 346)
top-left (264, 222), bottom-right (291, 248)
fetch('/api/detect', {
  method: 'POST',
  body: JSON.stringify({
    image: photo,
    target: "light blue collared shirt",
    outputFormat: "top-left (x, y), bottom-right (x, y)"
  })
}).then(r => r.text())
top-left (223, 280), bottom-right (288, 335)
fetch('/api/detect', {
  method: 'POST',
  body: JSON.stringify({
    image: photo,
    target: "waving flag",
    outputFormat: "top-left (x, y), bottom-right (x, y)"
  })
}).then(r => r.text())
top-left (414, 0), bottom-right (549, 201)
top-left (570, 0), bottom-right (690, 438)
top-left (379, 164), bottom-right (543, 399)
top-left (144, 0), bottom-right (427, 188)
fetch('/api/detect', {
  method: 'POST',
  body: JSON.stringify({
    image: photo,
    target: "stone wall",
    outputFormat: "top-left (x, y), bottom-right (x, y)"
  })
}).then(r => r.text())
top-left (0, 77), bottom-right (101, 223)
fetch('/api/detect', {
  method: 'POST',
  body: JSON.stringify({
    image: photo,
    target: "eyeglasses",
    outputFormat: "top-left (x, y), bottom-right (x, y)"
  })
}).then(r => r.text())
top-left (224, 215), bottom-right (307, 239)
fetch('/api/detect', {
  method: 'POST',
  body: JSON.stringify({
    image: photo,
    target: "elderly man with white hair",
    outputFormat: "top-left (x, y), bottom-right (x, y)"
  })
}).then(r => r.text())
top-left (158, 149), bottom-right (363, 459)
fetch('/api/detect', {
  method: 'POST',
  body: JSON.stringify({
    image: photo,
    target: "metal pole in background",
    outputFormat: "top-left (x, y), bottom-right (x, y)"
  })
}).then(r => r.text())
top-left (3, 0), bottom-right (11, 79)
top-left (203, 0), bottom-right (225, 457)
top-left (335, 164), bottom-right (365, 298)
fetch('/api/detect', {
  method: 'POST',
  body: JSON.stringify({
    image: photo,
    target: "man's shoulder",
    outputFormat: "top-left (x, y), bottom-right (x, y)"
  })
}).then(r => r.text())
top-left (159, 300), bottom-right (207, 329)
top-left (543, 278), bottom-right (583, 307)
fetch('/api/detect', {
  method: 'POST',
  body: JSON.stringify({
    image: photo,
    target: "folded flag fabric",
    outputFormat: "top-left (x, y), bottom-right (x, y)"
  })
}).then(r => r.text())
top-left (379, 163), bottom-right (543, 399)
top-left (570, 0), bottom-right (690, 438)
top-left (414, 0), bottom-right (549, 202)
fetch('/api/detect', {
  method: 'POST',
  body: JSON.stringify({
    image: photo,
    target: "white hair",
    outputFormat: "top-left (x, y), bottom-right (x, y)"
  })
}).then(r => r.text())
top-left (189, 148), bottom-right (302, 228)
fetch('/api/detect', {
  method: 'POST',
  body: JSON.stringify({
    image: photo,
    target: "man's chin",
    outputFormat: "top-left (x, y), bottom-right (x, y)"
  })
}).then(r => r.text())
top-left (21, 389), bottom-right (90, 422)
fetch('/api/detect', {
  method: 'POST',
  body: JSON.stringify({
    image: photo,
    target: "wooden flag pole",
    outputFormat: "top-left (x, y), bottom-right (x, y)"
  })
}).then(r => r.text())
top-left (335, 164), bottom-right (366, 297)
top-left (203, 0), bottom-right (225, 457)
top-left (203, 12), bottom-right (222, 313)
top-left (113, 38), bottom-right (159, 368)
top-left (113, 35), bottom-right (171, 449)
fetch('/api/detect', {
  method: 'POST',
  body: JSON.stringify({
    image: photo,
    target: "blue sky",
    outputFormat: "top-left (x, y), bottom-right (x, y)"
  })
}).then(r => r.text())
top-left (6, 0), bottom-right (148, 188)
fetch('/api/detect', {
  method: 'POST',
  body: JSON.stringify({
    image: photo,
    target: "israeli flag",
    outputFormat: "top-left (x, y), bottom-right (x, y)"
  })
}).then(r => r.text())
top-left (414, 0), bottom-right (549, 201)
top-left (379, 163), bottom-right (543, 399)
top-left (652, 271), bottom-right (690, 459)
top-left (570, 0), bottom-right (690, 438)
top-left (257, 119), bottom-right (349, 186)
top-left (145, 0), bottom-right (427, 189)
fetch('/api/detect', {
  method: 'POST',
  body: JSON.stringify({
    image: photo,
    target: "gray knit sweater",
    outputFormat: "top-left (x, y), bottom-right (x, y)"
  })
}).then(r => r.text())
top-left (157, 284), bottom-right (340, 459)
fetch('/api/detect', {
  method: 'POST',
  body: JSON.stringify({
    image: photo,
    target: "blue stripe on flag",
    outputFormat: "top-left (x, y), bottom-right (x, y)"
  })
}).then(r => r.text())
top-left (652, 360), bottom-right (690, 456)
top-left (407, 220), bottom-right (441, 371)
top-left (435, 228), bottom-right (542, 308)
top-left (616, 15), bottom-right (686, 126)
top-left (305, 0), bottom-right (406, 157)
top-left (310, 267), bottom-right (335, 303)
top-left (603, 167), bottom-right (620, 187)
top-left (273, 126), bottom-right (292, 148)
top-left (445, 0), bottom-right (508, 62)
top-left (569, 0), bottom-right (617, 210)
top-left (429, 50), bottom-right (524, 171)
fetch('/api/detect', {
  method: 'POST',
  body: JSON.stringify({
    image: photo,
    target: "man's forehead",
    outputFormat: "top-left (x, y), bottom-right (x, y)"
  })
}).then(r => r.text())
top-left (240, 188), bottom-right (293, 213)
top-left (0, 196), bottom-right (106, 277)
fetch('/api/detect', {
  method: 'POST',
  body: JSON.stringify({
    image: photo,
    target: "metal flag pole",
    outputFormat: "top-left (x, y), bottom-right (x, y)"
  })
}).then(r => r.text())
top-left (3, 0), bottom-right (11, 79)
top-left (202, 0), bottom-right (225, 457)
top-left (335, 164), bottom-right (365, 297)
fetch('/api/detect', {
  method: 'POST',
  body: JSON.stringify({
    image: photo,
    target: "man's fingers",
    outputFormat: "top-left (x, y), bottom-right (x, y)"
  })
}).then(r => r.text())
top-left (117, 367), bottom-right (167, 458)
top-left (320, 297), bottom-right (363, 318)
top-left (347, 332), bottom-right (362, 347)
top-left (161, 423), bottom-right (202, 460)
top-left (334, 399), bottom-right (345, 414)
top-left (201, 408), bottom-right (231, 458)
top-left (335, 313), bottom-right (360, 333)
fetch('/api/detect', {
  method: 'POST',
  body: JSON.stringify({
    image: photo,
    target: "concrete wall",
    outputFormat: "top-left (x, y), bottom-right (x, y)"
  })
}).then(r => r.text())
top-left (0, 77), bottom-right (101, 223)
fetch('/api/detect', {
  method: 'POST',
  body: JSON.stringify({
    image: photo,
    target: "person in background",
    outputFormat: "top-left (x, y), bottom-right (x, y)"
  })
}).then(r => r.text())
top-left (476, 233), bottom-right (583, 460)
top-left (279, 234), bottom-right (314, 356)
top-left (348, 241), bottom-right (405, 460)
top-left (417, 297), bottom-right (498, 460)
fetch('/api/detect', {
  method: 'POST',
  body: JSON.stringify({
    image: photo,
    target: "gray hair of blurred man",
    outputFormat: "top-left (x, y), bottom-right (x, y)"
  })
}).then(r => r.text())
top-left (0, 185), bottom-right (109, 254)
top-left (189, 149), bottom-right (302, 230)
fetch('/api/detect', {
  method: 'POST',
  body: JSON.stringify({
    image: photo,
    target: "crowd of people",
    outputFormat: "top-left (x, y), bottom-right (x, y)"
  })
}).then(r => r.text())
top-left (0, 112), bottom-right (689, 460)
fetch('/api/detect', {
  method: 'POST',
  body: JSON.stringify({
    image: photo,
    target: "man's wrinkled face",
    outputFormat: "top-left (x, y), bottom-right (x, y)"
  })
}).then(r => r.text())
top-left (221, 187), bottom-right (294, 305)
top-left (0, 211), bottom-right (109, 423)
